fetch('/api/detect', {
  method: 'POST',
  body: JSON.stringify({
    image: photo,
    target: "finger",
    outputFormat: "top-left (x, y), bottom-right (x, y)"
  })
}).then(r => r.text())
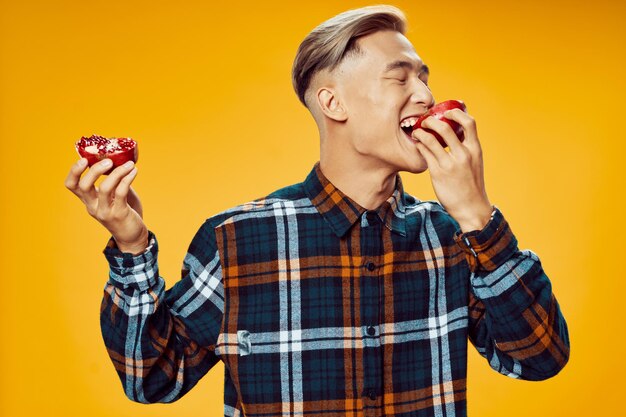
top-left (113, 167), bottom-right (138, 211)
top-left (422, 115), bottom-right (465, 156)
top-left (412, 125), bottom-right (449, 164)
top-left (64, 158), bottom-right (88, 195)
top-left (78, 158), bottom-right (113, 202)
top-left (97, 161), bottom-right (136, 216)
top-left (443, 109), bottom-right (482, 154)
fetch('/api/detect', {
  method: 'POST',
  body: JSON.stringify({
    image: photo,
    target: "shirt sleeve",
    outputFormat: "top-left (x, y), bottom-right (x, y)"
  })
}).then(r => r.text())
top-left (453, 205), bottom-right (570, 381)
top-left (100, 220), bottom-right (224, 403)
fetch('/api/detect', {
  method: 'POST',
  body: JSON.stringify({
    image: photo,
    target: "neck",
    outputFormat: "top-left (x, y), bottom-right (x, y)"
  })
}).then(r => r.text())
top-left (319, 137), bottom-right (398, 210)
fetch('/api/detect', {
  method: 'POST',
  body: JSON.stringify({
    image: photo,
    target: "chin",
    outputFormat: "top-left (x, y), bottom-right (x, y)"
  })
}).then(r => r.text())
top-left (403, 164), bottom-right (429, 174)
top-left (394, 149), bottom-right (429, 174)
top-left (390, 131), bottom-right (429, 174)
top-left (399, 162), bottom-right (428, 174)
top-left (377, 157), bottom-right (427, 175)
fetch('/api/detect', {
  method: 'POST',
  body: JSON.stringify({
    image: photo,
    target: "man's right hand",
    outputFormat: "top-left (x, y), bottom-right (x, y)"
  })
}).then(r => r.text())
top-left (65, 158), bottom-right (149, 255)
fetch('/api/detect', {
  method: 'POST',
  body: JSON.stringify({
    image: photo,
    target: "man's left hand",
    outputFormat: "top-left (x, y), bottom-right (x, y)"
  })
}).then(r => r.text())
top-left (412, 108), bottom-right (493, 233)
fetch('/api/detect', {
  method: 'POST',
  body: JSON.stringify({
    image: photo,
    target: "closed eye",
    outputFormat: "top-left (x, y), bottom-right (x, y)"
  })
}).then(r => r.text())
top-left (385, 76), bottom-right (407, 83)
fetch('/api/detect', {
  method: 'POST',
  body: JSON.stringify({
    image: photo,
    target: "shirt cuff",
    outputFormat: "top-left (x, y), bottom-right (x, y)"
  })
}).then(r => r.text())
top-left (453, 205), bottom-right (519, 273)
top-left (103, 231), bottom-right (159, 291)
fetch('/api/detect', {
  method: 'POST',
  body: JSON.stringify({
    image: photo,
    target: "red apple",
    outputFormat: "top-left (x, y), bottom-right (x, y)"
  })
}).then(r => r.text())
top-left (75, 135), bottom-right (138, 175)
top-left (413, 99), bottom-right (467, 148)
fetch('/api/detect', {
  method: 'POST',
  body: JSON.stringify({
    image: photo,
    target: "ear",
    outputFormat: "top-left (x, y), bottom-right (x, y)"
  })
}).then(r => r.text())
top-left (316, 88), bottom-right (348, 122)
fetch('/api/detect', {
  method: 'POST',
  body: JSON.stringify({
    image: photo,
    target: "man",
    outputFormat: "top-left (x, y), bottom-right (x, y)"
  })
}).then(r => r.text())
top-left (65, 5), bottom-right (569, 417)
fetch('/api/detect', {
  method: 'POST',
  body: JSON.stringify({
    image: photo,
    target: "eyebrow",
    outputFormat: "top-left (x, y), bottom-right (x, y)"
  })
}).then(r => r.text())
top-left (383, 60), bottom-right (429, 75)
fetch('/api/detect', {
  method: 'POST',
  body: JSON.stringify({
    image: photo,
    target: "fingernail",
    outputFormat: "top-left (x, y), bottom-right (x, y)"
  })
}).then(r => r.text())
top-left (77, 158), bottom-right (87, 167)
top-left (101, 159), bottom-right (112, 167)
top-left (123, 160), bottom-right (134, 168)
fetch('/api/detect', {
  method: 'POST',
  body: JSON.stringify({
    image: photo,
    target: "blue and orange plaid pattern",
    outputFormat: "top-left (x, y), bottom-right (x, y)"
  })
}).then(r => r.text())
top-left (101, 162), bottom-right (569, 416)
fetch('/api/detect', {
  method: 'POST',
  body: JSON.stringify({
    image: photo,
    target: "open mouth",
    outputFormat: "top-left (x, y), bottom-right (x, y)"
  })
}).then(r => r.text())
top-left (400, 116), bottom-right (420, 139)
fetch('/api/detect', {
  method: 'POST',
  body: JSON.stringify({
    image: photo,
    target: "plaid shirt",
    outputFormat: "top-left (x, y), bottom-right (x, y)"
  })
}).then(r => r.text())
top-left (102, 162), bottom-right (569, 417)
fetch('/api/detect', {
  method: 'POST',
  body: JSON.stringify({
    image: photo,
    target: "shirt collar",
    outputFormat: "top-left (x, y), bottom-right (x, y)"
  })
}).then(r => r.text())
top-left (303, 162), bottom-right (407, 238)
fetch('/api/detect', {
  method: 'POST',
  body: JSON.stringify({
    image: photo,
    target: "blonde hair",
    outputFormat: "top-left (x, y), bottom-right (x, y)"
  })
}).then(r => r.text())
top-left (292, 5), bottom-right (407, 108)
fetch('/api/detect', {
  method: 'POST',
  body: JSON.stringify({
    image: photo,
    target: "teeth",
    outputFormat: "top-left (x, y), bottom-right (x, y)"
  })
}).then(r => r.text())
top-left (400, 116), bottom-right (419, 128)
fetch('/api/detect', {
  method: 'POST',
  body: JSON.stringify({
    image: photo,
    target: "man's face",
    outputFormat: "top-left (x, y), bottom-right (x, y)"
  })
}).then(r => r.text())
top-left (335, 30), bottom-right (435, 173)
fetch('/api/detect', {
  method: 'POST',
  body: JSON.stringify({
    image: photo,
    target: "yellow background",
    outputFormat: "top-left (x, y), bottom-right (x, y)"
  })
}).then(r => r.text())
top-left (1, 0), bottom-right (623, 415)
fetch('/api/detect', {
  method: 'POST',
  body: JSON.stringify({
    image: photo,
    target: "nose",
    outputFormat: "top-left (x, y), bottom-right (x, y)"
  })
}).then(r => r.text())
top-left (410, 78), bottom-right (435, 109)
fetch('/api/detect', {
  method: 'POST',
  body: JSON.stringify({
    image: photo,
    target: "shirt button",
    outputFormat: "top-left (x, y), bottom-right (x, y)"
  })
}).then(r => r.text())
top-left (365, 261), bottom-right (376, 271)
top-left (367, 326), bottom-right (376, 336)
top-left (368, 390), bottom-right (377, 400)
